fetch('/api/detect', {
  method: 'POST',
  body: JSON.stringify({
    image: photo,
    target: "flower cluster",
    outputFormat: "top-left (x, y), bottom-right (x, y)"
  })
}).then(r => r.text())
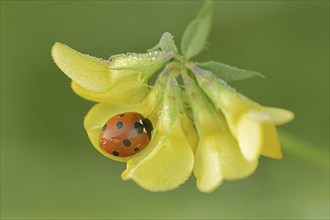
top-left (51, 2), bottom-right (294, 192)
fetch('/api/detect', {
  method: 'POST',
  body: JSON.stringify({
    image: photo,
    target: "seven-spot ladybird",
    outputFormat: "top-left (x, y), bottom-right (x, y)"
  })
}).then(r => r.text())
top-left (99, 112), bottom-right (153, 157)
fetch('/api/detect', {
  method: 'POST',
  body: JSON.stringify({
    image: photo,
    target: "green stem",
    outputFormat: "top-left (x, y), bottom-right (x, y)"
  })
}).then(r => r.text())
top-left (279, 130), bottom-right (329, 169)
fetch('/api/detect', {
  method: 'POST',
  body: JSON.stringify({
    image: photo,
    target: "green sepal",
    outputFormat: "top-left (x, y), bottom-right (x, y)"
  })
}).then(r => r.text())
top-left (109, 51), bottom-right (173, 70)
top-left (148, 32), bottom-right (178, 53)
top-left (109, 51), bottom-right (174, 81)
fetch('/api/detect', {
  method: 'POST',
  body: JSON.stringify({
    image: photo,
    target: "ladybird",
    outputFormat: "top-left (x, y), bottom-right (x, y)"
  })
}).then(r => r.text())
top-left (99, 112), bottom-right (153, 157)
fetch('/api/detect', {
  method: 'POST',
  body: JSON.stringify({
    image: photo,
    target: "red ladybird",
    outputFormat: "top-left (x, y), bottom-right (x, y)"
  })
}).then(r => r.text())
top-left (99, 112), bottom-right (153, 157)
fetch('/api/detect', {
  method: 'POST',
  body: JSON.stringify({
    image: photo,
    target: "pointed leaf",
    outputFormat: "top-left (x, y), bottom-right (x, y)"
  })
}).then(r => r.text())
top-left (180, 1), bottom-right (214, 59)
top-left (195, 61), bottom-right (264, 82)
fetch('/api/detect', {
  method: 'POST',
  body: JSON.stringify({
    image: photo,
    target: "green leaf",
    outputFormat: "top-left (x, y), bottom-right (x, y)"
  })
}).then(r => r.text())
top-left (195, 61), bottom-right (264, 82)
top-left (180, 1), bottom-right (214, 60)
top-left (148, 32), bottom-right (178, 53)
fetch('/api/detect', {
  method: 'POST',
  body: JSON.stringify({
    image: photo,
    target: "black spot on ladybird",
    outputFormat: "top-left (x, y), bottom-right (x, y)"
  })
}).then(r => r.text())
top-left (123, 139), bottom-right (131, 147)
top-left (112, 151), bottom-right (119, 156)
top-left (102, 124), bottom-right (107, 131)
top-left (116, 121), bottom-right (123, 129)
top-left (134, 147), bottom-right (139, 152)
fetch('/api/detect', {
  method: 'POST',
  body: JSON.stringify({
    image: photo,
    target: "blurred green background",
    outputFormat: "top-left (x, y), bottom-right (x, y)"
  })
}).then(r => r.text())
top-left (1, 1), bottom-right (329, 219)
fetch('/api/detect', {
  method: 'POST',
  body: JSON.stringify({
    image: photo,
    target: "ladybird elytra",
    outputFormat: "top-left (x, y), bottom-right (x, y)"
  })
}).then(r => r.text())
top-left (99, 112), bottom-right (153, 157)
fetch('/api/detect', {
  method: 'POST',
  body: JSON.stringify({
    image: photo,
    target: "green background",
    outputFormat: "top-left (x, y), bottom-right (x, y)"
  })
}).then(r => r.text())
top-left (1, 1), bottom-right (329, 219)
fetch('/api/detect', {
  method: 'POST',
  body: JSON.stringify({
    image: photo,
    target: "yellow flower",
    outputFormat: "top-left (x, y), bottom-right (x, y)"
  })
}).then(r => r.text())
top-left (51, 42), bottom-right (172, 104)
top-left (189, 63), bottom-right (294, 162)
top-left (52, 42), bottom-right (293, 193)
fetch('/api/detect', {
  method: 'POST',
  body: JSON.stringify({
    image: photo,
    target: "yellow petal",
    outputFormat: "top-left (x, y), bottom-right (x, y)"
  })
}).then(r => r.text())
top-left (208, 91), bottom-right (256, 139)
top-left (214, 130), bottom-right (258, 180)
top-left (180, 114), bottom-right (198, 152)
top-left (51, 42), bottom-right (112, 92)
top-left (71, 75), bottom-right (149, 104)
top-left (194, 111), bottom-right (258, 192)
top-left (190, 108), bottom-right (224, 192)
top-left (122, 119), bottom-right (194, 191)
top-left (84, 103), bottom-right (155, 162)
top-left (258, 107), bottom-right (295, 125)
top-left (194, 134), bottom-right (223, 192)
top-left (260, 123), bottom-right (283, 159)
top-left (236, 111), bottom-right (263, 161)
